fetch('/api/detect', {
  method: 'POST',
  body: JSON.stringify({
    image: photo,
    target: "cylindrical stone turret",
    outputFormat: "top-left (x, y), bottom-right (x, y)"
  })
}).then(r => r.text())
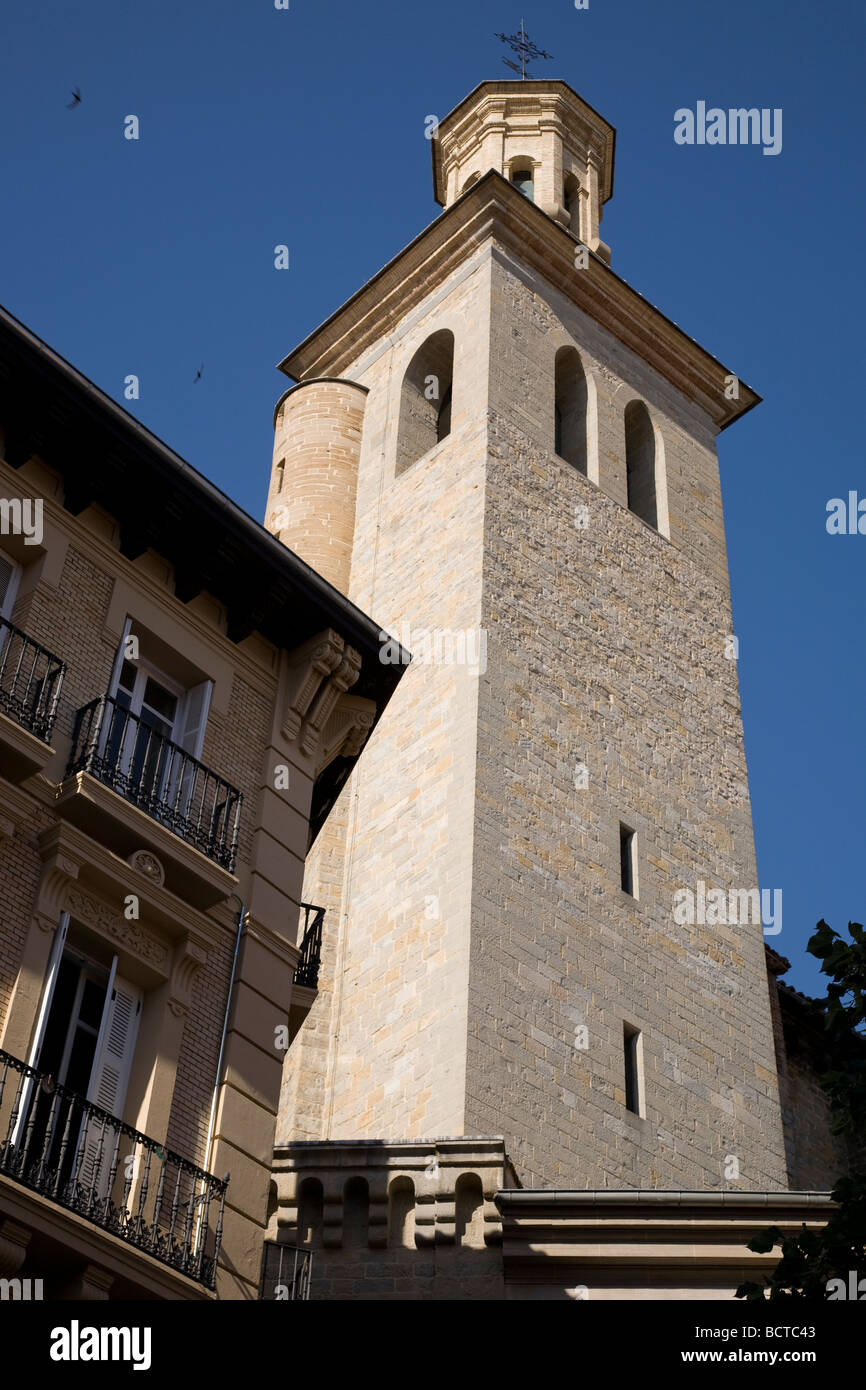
top-left (266, 378), bottom-right (368, 595)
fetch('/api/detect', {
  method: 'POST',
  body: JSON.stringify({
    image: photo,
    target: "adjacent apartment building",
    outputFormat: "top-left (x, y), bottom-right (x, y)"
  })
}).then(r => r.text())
top-left (0, 306), bottom-right (405, 1300)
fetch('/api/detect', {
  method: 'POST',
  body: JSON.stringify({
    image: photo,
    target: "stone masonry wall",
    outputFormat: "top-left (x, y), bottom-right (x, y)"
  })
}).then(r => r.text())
top-left (463, 250), bottom-right (787, 1188)
top-left (279, 249), bottom-right (492, 1141)
top-left (278, 240), bottom-right (788, 1195)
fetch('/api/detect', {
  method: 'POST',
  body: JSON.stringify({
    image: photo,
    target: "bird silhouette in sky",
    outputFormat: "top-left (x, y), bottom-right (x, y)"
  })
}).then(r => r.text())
top-left (193, 364), bottom-right (203, 383)
top-left (66, 88), bottom-right (81, 109)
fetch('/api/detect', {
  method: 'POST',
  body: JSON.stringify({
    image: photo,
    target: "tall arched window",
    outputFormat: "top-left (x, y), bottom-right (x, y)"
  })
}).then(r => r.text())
top-left (511, 167), bottom-right (534, 200)
top-left (396, 330), bottom-right (455, 475)
top-left (387, 1177), bottom-right (416, 1249)
top-left (554, 347), bottom-right (589, 474)
top-left (343, 1176), bottom-right (369, 1248)
top-left (563, 174), bottom-right (580, 235)
top-left (624, 400), bottom-right (658, 529)
top-left (297, 1177), bottom-right (323, 1249)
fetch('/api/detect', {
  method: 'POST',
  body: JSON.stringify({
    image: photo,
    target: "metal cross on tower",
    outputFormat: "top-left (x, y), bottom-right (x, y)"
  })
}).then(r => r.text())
top-left (495, 19), bottom-right (554, 80)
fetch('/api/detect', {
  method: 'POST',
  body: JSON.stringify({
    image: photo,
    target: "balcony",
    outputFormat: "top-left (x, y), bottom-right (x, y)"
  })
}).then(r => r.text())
top-left (55, 695), bottom-right (243, 907)
top-left (0, 1048), bottom-right (228, 1289)
top-left (294, 903), bottom-right (324, 990)
top-left (259, 1240), bottom-right (312, 1300)
top-left (0, 619), bottom-right (65, 780)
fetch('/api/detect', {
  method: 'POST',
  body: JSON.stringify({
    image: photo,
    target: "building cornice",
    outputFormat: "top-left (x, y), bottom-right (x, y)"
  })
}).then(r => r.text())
top-left (0, 305), bottom-right (403, 703)
top-left (279, 170), bottom-right (760, 433)
top-left (497, 1189), bottom-right (833, 1213)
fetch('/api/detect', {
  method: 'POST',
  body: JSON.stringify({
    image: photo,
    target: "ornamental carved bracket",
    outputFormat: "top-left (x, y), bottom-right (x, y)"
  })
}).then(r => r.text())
top-left (167, 936), bottom-right (209, 1018)
top-left (281, 629), bottom-right (364, 764)
top-left (316, 694), bottom-right (376, 776)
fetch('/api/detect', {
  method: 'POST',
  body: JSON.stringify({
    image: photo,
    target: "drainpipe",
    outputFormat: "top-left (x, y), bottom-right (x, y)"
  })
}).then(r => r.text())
top-left (204, 894), bottom-right (247, 1177)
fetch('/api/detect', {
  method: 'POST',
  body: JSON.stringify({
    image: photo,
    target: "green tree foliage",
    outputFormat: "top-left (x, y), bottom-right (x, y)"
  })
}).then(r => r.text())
top-left (736, 921), bottom-right (866, 1300)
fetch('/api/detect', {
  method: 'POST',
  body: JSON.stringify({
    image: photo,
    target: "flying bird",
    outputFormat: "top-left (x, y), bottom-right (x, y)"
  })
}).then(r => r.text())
top-left (193, 364), bottom-right (203, 383)
top-left (66, 88), bottom-right (81, 109)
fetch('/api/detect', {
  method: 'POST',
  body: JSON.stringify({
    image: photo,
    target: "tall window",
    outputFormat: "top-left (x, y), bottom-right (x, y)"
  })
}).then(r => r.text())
top-left (388, 1177), bottom-right (416, 1249)
top-left (297, 1177), bottom-right (324, 1249)
top-left (625, 400), bottom-right (658, 529)
top-left (563, 174), bottom-right (580, 235)
top-left (554, 347), bottom-right (589, 473)
top-left (343, 1176), bottom-right (370, 1248)
top-left (624, 1024), bottom-right (644, 1116)
top-left (100, 623), bottom-right (215, 824)
top-left (395, 330), bottom-right (455, 475)
top-left (21, 919), bottom-right (143, 1189)
top-left (620, 823), bottom-right (636, 897)
top-left (511, 167), bottom-right (534, 200)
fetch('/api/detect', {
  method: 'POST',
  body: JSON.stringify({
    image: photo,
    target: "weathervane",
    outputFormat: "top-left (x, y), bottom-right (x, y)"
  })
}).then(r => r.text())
top-left (495, 19), bottom-right (554, 80)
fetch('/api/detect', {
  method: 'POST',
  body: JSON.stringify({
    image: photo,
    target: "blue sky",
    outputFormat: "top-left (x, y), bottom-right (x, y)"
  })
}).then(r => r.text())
top-left (1, 0), bottom-right (862, 995)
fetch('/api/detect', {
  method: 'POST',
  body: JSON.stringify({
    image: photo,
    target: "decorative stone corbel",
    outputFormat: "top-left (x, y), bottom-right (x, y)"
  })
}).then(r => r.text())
top-left (280, 628), bottom-right (367, 766)
top-left (282, 630), bottom-right (346, 742)
top-left (315, 695), bottom-right (376, 776)
top-left (298, 647), bottom-right (363, 760)
top-left (167, 935), bottom-right (209, 1018)
top-left (35, 846), bottom-right (80, 926)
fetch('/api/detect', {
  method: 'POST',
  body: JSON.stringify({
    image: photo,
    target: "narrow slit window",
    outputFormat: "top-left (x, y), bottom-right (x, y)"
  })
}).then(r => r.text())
top-left (274, 458), bottom-right (285, 493)
top-left (624, 1024), bottom-right (643, 1115)
top-left (619, 824), bottom-right (636, 896)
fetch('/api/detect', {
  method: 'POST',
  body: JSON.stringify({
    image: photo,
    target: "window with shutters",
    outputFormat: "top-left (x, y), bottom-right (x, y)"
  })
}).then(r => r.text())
top-left (65, 618), bottom-right (240, 872)
top-left (36, 941), bottom-right (141, 1121)
top-left (24, 925), bottom-right (143, 1190)
top-left (105, 621), bottom-right (214, 781)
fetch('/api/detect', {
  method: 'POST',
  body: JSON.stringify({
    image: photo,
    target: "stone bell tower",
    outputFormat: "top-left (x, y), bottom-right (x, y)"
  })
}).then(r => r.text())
top-left (269, 78), bottom-right (788, 1197)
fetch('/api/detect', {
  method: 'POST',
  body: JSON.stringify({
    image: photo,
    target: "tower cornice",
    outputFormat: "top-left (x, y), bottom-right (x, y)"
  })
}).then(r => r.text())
top-left (278, 170), bottom-right (760, 432)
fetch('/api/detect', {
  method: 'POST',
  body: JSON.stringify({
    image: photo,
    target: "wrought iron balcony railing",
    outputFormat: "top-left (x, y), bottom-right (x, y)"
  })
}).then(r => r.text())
top-left (66, 695), bottom-right (242, 873)
top-left (259, 1240), bottom-right (312, 1300)
top-left (0, 1048), bottom-right (228, 1289)
top-left (294, 903), bottom-right (324, 990)
top-left (0, 619), bottom-right (65, 743)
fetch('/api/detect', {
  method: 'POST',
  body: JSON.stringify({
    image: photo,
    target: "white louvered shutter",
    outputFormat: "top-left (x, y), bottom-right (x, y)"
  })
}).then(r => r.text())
top-left (79, 977), bottom-right (142, 1196)
top-left (173, 678), bottom-right (213, 817)
top-left (10, 914), bottom-right (71, 1145)
top-left (88, 978), bottom-right (141, 1117)
top-left (178, 679), bottom-right (212, 760)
